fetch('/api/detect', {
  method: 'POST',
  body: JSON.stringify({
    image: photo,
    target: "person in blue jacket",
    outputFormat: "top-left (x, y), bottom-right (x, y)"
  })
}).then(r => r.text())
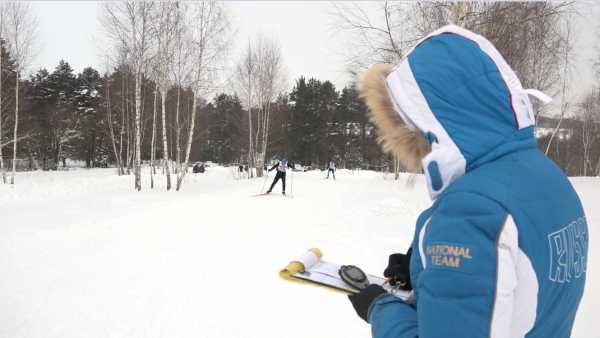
top-left (349, 25), bottom-right (588, 338)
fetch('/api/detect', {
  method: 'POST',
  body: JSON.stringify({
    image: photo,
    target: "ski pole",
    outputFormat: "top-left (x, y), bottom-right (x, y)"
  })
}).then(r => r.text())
top-left (290, 169), bottom-right (294, 198)
top-left (259, 171), bottom-right (269, 194)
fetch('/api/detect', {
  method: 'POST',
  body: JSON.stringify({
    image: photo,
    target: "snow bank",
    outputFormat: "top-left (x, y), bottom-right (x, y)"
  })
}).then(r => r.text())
top-left (0, 168), bottom-right (597, 338)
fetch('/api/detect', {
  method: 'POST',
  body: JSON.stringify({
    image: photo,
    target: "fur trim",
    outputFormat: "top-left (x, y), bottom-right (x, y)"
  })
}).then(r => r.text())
top-left (358, 64), bottom-right (430, 172)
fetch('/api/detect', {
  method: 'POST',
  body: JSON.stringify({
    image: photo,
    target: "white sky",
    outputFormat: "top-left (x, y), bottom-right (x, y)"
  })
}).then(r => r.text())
top-left (30, 2), bottom-right (102, 74)
top-left (29, 1), bottom-right (351, 88)
top-left (30, 1), bottom-right (600, 110)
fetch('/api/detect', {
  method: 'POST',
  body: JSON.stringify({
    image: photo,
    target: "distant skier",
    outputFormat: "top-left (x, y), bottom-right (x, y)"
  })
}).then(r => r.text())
top-left (326, 160), bottom-right (336, 180)
top-left (192, 162), bottom-right (205, 173)
top-left (347, 25), bottom-right (588, 338)
top-left (266, 159), bottom-right (292, 195)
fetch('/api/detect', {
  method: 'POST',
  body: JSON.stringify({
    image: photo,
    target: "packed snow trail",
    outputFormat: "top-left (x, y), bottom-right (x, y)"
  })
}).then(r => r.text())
top-left (0, 167), bottom-right (597, 338)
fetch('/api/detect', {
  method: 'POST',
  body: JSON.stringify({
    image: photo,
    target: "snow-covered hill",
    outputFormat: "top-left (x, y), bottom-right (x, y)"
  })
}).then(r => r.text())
top-left (0, 167), bottom-right (597, 338)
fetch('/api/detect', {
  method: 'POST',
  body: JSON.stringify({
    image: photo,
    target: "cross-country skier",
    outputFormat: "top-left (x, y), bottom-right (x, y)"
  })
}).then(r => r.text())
top-left (347, 25), bottom-right (588, 338)
top-left (266, 159), bottom-right (291, 195)
top-left (326, 160), bottom-right (336, 180)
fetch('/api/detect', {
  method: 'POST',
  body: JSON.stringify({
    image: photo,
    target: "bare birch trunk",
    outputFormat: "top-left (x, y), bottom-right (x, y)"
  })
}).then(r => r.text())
top-left (139, 81), bottom-right (146, 150)
top-left (176, 93), bottom-right (198, 191)
top-left (106, 76), bottom-right (122, 175)
top-left (247, 94), bottom-right (254, 179)
top-left (0, 40), bottom-right (4, 184)
top-left (546, 17), bottom-right (571, 155)
top-left (125, 73), bottom-right (132, 174)
top-left (248, 109), bottom-right (254, 178)
top-left (134, 68), bottom-right (142, 191)
top-left (545, 116), bottom-right (565, 155)
top-left (175, 86), bottom-right (181, 174)
top-left (150, 85), bottom-right (157, 188)
top-left (254, 103), bottom-right (262, 177)
top-left (257, 103), bottom-right (272, 178)
top-left (254, 106), bottom-right (263, 177)
top-left (11, 72), bottom-right (18, 184)
top-left (582, 134), bottom-right (588, 176)
top-left (119, 73), bottom-right (125, 175)
top-left (161, 90), bottom-right (171, 190)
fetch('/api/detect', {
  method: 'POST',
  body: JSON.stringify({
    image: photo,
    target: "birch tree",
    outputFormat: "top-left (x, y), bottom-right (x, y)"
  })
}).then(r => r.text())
top-left (334, 1), bottom-right (574, 116)
top-left (253, 36), bottom-right (285, 177)
top-left (333, 1), bottom-right (415, 70)
top-left (149, 78), bottom-right (157, 188)
top-left (579, 89), bottom-right (600, 176)
top-left (103, 56), bottom-right (124, 175)
top-left (5, 2), bottom-right (37, 184)
top-left (102, 1), bottom-right (154, 191)
top-left (169, 3), bottom-right (193, 178)
top-left (332, 1), bottom-right (414, 179)
top-left (176, 1), bottom-right (230, 191)
top-left (334, 1), bottom-right (573, 178)
top-left (545, 14), bottom-right (573, 155)
top-left (236, 42), bottom-right (256, 178)
top-left (235, 36), bottom-right (285, 178)
top-left (0, 3), bottom-right (6, 183)
top-left (150, 2), bottom-right (178, 190)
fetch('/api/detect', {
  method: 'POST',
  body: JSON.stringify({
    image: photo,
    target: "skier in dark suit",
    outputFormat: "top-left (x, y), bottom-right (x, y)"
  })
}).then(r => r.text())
top-left (266, 159), bottom-right (291, 195)
top-left (326, 160), bottom-right (336, 180)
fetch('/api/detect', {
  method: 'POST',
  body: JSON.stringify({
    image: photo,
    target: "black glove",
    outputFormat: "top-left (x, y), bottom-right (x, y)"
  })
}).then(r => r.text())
top-left (348, 284), bottom-right (388, 323)
top-left (383, 247), bottom-right (412, 290)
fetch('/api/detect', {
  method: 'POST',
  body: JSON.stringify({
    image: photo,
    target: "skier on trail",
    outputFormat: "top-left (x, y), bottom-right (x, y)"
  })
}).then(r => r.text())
top-left (348, 25), bottom-right (588, 338)
top-left (193, 162), bottom-right (205, 173)
top-left (266, 159), bottom-right (291, 195)
top-left (326, 160), bottom-right (336, 180)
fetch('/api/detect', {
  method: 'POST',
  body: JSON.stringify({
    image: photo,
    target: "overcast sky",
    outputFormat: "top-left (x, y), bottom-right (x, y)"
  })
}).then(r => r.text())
top-left (29, 1), bottom-right (351, 88)
top-left (29, 1), bottom-right (600, 110)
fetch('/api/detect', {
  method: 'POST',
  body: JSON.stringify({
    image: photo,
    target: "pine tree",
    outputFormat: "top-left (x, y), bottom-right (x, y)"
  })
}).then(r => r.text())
top-left (266, 94), bottom-right (290, 161)
top-left (201, 93), bottom-right (243, 164)
top-left (72, 67), bottom-right (105, 167)
top-left (288, 77), bottom-right (338, 166)
top-left (0, 39), bottom-right (18, 179)
top-left (25, 68), bottom-right (54, 169)
top-left (47, 60), bottom-right (78, 168)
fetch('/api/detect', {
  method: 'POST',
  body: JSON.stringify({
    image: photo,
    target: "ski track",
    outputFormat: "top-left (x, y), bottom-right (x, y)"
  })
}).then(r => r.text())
top-left (0, 167), bottom-right (598, 338)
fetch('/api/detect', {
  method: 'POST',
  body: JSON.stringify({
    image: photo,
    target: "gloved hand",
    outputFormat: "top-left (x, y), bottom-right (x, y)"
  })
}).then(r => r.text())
top-left (383, 247), bottom-right (412, 290)
top-left (348, 284), bottom-right (388, 323)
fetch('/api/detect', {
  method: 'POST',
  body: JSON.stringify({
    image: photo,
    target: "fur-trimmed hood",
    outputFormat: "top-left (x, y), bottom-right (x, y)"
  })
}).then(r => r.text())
top-left (359, 25), bottom-right (548, 199)
top-left (358, 64), bottom-right (430, 173)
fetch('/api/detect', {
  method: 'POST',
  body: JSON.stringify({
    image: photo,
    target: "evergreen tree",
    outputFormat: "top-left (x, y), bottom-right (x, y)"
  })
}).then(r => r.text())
top-left (71, 67), bottom-right (107, 167)
top-left (288, 77), bottom-right (338, 166)
top-left (317, 80), bottom-right (338, 166)
top-left (24, 68), bottom-right (54, 169)
top-left (0, 39), bottom-right (18, 172)
top-left (47, 60), bottom-right (78, 167)
top-left (267, 94), bottom-right (291, 161)
top-left (199, 93), bottom-right (243, 164)
top-left (335, 85), bottom-right (382, 169)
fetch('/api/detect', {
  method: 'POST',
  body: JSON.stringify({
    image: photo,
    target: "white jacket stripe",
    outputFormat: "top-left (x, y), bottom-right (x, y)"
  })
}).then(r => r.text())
top-left (490, 215), bottom-right (538, 338)
top-left (386, 61), bottom-right (466, 199)
top-left (418, 217), bottom-right (431, 269)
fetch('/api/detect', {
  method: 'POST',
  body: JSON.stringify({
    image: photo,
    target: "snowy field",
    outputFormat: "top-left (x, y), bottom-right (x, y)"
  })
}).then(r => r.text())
top-left (0, 167), bottom-right (598, 338)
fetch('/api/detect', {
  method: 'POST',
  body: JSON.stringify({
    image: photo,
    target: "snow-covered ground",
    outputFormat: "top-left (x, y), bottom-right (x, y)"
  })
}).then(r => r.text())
top-left (0, 167), bottom-right (598, 338)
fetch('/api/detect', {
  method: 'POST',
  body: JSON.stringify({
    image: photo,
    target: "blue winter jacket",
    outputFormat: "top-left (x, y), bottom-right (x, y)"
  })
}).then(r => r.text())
top-left (370, 25), bottom-right (588, 338)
